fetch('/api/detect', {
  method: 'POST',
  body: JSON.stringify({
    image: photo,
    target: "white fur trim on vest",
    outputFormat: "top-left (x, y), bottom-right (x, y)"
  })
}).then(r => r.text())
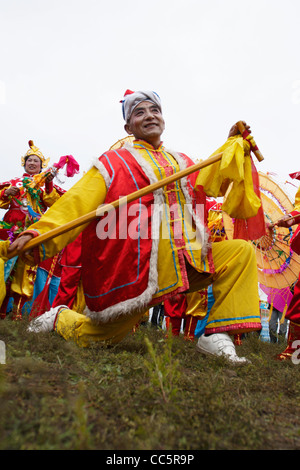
top-left (92, 158), bottom-right (111, 189)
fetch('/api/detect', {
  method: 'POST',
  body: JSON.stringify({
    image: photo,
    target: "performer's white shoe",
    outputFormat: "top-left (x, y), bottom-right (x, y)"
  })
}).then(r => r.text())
top-left (196, 333), bottom-right (250, 364)
top-left (27, 306), bottom-right (67, 333)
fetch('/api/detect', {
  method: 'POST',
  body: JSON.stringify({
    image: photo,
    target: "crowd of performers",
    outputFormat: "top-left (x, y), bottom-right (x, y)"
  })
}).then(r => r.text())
top-left (0, 150), bottom-right (85, 321)
top-left (1, 89), bottom-right (300, 364)
top-left (0, 141), bottom-right (64, 319)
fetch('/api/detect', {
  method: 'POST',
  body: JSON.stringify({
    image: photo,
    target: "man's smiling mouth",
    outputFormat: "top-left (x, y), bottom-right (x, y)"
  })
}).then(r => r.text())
top-left (144, 123), bottom-right (157, 128)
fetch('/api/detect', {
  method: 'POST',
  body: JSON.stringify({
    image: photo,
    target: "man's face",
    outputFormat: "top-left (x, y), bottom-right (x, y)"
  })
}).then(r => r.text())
top-left (24, 155), bottom-right (42, 175)
top-left (125, 101), bottom-right (165, 147)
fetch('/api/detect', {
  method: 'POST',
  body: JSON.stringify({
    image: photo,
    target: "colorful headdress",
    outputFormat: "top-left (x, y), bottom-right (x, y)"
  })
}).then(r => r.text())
top-left (120, 89), bottom-right (161, 122)
top-left (21, 140), bottom-right (50, 168)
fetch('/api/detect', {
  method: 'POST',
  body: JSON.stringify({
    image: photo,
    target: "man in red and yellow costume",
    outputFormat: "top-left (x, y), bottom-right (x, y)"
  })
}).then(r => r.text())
top-left (0, 141), bottom-right (64, 317)
top-left (9, 90), bottom-right (261, 364)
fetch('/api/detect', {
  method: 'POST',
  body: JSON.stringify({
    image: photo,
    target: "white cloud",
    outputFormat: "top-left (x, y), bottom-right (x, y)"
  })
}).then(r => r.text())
top-left (0, 0), bottom-right (299, 202)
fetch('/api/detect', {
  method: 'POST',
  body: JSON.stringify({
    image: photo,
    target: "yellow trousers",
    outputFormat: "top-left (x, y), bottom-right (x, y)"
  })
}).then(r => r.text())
top-left (55, 239), bottom-right (261, 347)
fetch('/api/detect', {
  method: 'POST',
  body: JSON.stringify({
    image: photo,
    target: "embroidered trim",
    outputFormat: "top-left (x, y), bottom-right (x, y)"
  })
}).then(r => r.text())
top-left (165, 149), bottom-right (210, 260)
top-left (87, 144), bottom-right (164, 323)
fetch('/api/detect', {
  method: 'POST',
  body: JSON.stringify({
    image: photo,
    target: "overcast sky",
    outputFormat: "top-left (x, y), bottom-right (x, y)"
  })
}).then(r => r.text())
top-left (0, 0), bottom-right (299, 201)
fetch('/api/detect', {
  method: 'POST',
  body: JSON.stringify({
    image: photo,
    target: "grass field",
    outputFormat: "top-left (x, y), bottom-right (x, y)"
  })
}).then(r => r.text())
top-left (0, 317), bottom-right (299, 451)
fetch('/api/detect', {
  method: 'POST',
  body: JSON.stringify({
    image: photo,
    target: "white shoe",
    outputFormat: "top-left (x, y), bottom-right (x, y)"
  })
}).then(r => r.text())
top-left (196, 333), bottom-right (250, 365)
top-left (27, 306), bottom-right (67, 333)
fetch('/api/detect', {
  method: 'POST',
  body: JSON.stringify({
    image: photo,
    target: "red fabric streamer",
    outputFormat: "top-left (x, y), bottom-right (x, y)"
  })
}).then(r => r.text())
top-left (53, 155), bottom-right (80, 177)
top-left (233, 157), bottom-right (266, 241)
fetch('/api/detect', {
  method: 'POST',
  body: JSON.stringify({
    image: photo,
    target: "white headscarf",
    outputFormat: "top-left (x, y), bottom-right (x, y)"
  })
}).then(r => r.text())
top-left (121, 89), bottom-right (162, 122)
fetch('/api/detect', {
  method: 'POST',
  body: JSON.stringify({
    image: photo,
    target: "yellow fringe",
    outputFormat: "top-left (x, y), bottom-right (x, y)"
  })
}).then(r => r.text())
top-left (267, 303), bottom-right (273, 322)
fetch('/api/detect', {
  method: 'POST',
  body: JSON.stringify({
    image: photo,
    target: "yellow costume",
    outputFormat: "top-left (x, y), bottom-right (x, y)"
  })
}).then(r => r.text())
top-left (23, 140), bottom-right (261, 346)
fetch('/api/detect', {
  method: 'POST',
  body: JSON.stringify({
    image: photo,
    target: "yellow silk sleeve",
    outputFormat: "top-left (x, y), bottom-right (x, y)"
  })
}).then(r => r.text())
top-left (196, 136), bottom-right (246, 197)
top-left (27, 167), bottom-right (107, 260)
top-left (196, 136), bottom-right (261, 219)
top-left (221, 155), bottom-right (261, 218)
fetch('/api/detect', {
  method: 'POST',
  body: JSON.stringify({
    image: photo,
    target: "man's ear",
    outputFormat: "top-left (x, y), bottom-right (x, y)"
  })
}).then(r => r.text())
top-left (124, 123), bottom-right (132, 135)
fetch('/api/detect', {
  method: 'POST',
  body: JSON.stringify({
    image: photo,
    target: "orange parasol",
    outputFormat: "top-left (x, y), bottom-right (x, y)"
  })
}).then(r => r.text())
top-left (223, 172), bottom-right (300, 319)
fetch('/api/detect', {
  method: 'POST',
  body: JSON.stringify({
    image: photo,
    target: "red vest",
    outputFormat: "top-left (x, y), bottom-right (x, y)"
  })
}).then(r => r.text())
top-left (81, 145), bottom-right (209, 322)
